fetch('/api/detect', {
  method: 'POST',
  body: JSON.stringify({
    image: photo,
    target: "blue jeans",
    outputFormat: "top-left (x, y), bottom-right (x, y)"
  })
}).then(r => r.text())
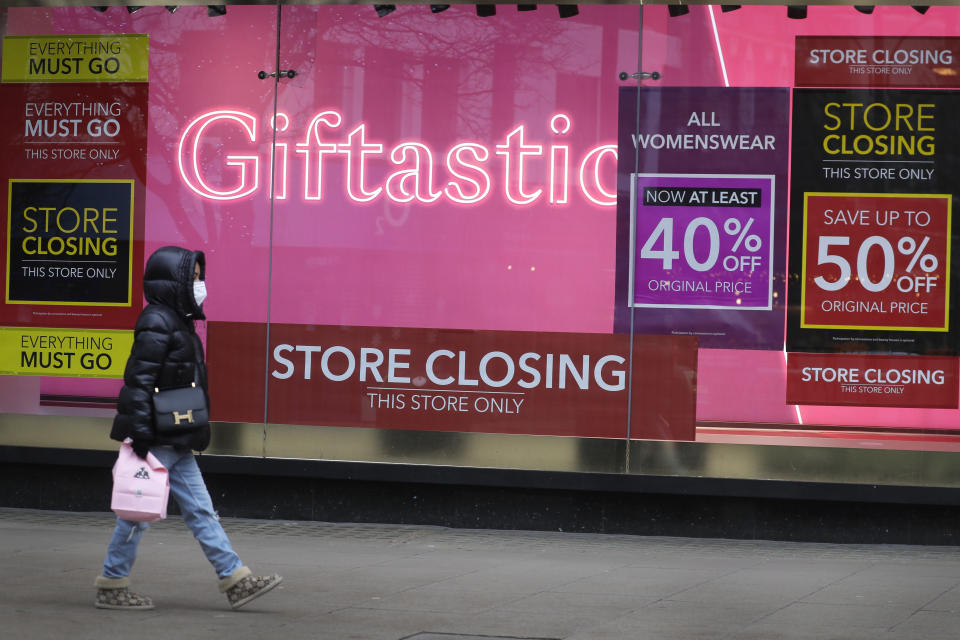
top-left (102, 446), bottom-right (243, 580)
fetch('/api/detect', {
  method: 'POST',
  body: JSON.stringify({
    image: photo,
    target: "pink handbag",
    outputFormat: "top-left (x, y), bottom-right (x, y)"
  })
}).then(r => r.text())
top-left (110, 440), bottom-right (169, 522)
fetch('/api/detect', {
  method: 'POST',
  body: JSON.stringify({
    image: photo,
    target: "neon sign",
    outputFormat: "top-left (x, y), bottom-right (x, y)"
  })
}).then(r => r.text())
top-left (178, 109), bottom-right (617, 207)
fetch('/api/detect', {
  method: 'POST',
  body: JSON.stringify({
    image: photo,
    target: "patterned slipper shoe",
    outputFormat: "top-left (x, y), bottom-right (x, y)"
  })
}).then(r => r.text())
top-left (219, 566), bottom-right (283, 610)
top-left (94, 576), bottom-right (154, 610)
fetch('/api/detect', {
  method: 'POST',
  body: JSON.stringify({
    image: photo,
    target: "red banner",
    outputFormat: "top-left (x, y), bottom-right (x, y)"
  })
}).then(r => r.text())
top-left (787, 352), bottom-right (959, 409)
top-left (208, 322), bottom-right (698, 441)
top-left (796, 36), bottom-right (960, 88)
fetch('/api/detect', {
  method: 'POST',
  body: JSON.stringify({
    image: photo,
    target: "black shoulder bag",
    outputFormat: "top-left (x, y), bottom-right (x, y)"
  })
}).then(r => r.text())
top-left (153, 382), bottom-right (209, 435)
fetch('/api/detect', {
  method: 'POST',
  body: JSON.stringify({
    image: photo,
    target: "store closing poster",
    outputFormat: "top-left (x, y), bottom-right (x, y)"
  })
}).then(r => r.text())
top-left (615, 87), bottom-right (789, 349)
top-left (209, 323), bottom-right (698, 441)
top-left (0, 34), bottom-right (148, 378)
top-left (787, 83), bottom-right (960, 408)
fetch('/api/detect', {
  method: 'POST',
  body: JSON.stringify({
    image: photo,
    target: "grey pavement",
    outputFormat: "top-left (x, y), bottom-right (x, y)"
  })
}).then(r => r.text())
top-left (2, 507), bottom-right (959, 640)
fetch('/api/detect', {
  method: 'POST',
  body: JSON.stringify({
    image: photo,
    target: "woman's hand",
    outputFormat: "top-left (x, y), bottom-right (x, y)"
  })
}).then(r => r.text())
top-left (131, 441), bottom-right (150, 460)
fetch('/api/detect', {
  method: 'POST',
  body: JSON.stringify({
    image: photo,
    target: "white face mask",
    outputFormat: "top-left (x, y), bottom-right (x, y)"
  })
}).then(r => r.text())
top-left (193, 280), bottom-right (207, 307)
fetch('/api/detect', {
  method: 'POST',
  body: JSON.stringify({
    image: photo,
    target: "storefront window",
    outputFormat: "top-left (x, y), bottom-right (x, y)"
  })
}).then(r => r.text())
top-left (2, 4), bottom-right (959, 488)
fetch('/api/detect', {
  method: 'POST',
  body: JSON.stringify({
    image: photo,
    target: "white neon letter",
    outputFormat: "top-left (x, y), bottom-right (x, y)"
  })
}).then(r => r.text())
top-left (338, 124), bottom-right (383, 202)
top-left (295, 110), bottom-right (342, 201)
top-left (579, 144), bottom-right (617, 206)
top-left (269, 112), bottom-right (289, 200)
top-left (444, 143), bottom-right (491, 204)
top-left (385, 142), bottom-right (441, 203)
top-left (178, 110), bottom-right (259, 201)
top-left (495, 125), bottom-right (543, 205)
top-left (549, 114), bottom-right (571, 205)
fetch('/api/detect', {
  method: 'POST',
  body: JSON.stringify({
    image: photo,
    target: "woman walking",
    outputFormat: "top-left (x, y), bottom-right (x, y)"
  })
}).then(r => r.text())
top-left (96, 246), bottom-right (282, 611)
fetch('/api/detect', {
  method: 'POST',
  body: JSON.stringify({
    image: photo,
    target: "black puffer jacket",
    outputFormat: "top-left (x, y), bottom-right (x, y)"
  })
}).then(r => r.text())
top-left (111, 246), bottom-right (210, 451)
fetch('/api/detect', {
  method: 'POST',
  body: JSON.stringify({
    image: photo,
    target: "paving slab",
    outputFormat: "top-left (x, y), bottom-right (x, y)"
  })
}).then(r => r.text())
top-left (1, 508), bottom-right (959, 640)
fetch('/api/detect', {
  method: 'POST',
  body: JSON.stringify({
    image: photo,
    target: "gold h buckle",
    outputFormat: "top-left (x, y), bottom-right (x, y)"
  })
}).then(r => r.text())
top-left (173, 410), bottom-right (194, 425)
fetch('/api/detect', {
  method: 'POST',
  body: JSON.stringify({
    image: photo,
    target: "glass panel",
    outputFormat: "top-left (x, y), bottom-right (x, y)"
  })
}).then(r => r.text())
top-left (635, 5), bottom-right (960, 458)
top-left (260, 4), bottom-right (643, 470)
top-left (0, 6), bottom-right (278, 450)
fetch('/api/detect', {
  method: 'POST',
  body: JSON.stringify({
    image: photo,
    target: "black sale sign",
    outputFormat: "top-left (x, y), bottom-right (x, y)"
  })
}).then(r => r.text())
top-left (788, 89), bottom-right (960, 356)
top-left (6, 179), bottom-right (134, 306)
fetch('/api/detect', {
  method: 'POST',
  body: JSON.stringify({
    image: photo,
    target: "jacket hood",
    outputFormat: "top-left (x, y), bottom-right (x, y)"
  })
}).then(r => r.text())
top-left (143, 246), bottom-right (206, 320)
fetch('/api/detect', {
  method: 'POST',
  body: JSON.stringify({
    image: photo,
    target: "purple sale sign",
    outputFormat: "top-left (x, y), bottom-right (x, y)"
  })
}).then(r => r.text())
top-left (614, 87), bottom-right (789, 350)
top-left (631, 174), bottom-right (774, 310)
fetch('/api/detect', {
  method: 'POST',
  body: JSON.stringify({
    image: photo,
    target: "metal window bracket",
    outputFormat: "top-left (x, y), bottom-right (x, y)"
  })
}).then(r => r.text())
top-left (258, 69), bottom-right (297, 80)
top-left (618, 71), bottom-right (662, 81)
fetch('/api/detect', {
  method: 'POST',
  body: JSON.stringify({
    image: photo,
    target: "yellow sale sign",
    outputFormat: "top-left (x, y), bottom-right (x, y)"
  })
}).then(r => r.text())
top-left (0, 326), bottom-right (132, 378)
top-left (2, 34), bottom-right (149, 83)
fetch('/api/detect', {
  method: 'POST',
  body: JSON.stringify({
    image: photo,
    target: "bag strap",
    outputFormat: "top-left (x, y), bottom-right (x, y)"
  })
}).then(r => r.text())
top-left (153, 381), bottom-right (198, 394)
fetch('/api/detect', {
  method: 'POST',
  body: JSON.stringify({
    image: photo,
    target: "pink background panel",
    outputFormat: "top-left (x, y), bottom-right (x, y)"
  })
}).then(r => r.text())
top-left (266, 5), bottom-right (631, 331)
